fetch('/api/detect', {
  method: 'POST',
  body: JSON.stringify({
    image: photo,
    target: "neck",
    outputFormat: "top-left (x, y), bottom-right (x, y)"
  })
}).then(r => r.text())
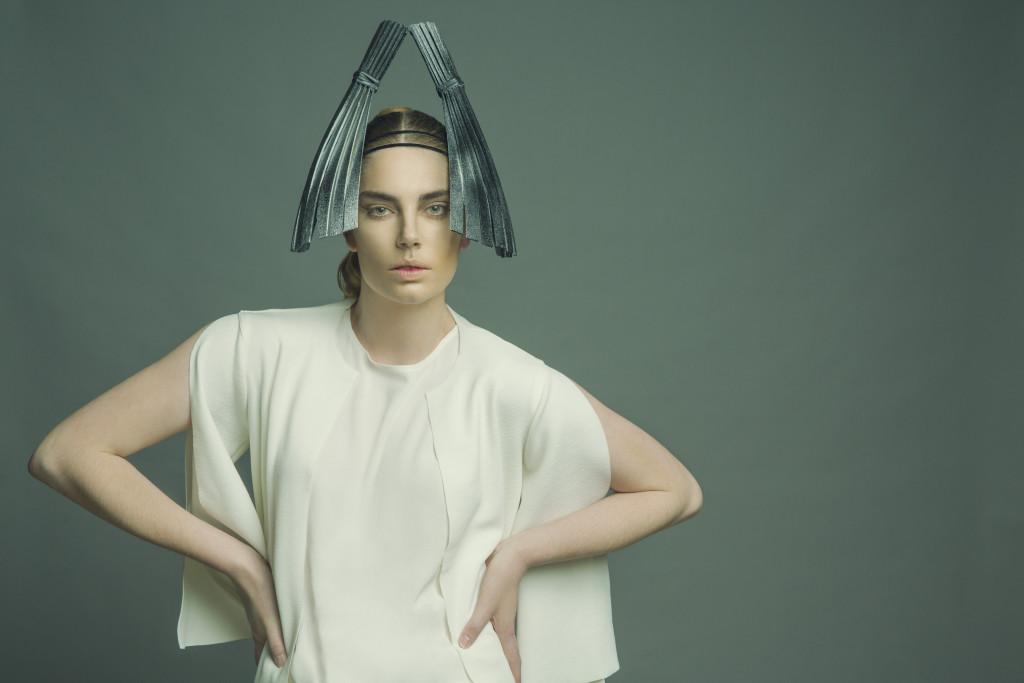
top-left (348, 289), bottom-right (455, 365)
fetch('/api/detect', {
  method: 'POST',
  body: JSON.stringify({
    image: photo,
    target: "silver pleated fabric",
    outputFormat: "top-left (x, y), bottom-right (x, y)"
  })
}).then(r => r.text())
top-left (291, 20), bottom-right (516, 258)
top-left (409, 22), bottom-right (516, 257)
top-left (291, 20), bottom-right (407, 252)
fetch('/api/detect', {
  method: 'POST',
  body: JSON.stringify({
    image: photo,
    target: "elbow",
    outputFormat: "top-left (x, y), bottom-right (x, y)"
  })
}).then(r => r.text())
top-left (28, 445), bottom-right (52, 483)
top-left (28, 443), bottom-right (57, 484)
top-left (28, 436), bottom-right (69, 488)
top-left (671, 476), bottom-right (703, 525)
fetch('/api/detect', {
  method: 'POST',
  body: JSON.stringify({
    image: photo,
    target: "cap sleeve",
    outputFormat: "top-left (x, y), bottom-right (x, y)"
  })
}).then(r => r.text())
top-left (513, 366), bottom-right (619, 682)
top-left (177, 312), bottom-right (266, 648)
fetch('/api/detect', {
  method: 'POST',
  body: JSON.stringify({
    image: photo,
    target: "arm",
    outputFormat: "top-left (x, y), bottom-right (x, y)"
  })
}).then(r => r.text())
top-left (27, 326), bottom-right (288, 668)
top-left (460, 380), bottom-right (702, 680)
top-left (503, 380), bottom-right (702, 564)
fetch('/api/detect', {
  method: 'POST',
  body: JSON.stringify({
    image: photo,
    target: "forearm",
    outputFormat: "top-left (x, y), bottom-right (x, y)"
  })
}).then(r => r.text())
top-left (30, 448), bottom-right (256, 578)
top-left (506, 486), bottom-right (700, 569)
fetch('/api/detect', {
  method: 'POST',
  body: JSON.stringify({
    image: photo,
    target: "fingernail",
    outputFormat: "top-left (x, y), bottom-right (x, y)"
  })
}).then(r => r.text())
top-left (275, 654), bottom-right (286, 668)
top-left (459, 634), bottom-right (470, 648)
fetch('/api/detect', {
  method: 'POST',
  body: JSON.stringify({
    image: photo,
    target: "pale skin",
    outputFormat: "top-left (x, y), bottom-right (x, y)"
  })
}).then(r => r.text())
top-left (29, 145), bottom-right (702, 682)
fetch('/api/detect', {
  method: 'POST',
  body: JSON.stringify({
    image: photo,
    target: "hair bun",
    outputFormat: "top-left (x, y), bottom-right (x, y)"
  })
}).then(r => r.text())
top-left (374, 106), bottom-right (414, 117)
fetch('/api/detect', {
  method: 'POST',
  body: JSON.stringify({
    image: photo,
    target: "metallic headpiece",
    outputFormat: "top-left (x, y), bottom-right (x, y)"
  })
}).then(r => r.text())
top-left (291, 20), bottom-right (516, 257)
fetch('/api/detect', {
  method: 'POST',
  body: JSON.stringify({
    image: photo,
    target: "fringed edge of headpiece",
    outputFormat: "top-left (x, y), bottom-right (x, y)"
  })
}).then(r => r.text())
top-left (409, 22), bottom-right (516, 258)
top-left (291, 20), bottom-right (408, 253)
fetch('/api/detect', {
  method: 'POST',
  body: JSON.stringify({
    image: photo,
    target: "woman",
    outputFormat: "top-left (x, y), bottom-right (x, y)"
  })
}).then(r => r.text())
top-left (29, 96), bottom-right (700, 683)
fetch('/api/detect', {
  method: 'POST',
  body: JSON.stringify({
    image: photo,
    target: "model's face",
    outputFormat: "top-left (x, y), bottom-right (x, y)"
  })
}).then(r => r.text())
top-left (344, 146), bottom-right (469, 307)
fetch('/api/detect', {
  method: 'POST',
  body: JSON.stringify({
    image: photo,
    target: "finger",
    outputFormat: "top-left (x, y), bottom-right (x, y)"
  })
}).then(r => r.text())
top-left (266, 624), bottom-right (288, 668)
top-left (494, 625), bottom-right (522, 683)
top-left (459, 607), bottom-right (490, 648)
top-left (253, 638), bottom-right (263, 664)
top-left (459, 619), bottom-right (482, 648)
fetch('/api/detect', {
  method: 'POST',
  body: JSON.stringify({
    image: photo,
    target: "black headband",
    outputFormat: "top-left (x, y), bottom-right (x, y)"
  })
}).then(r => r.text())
top-left (364, 142), bottom-right (448, 156)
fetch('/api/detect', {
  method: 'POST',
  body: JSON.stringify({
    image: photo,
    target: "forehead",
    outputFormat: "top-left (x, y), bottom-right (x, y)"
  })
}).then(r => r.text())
top-left (359, 146), bottom-right (449, 195)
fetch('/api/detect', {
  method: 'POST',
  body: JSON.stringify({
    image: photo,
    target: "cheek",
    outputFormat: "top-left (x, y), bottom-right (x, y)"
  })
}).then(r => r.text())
top-left (443, 238), bottom-right (465, 265)
top-left (447, 231), bottom-right (467, 251)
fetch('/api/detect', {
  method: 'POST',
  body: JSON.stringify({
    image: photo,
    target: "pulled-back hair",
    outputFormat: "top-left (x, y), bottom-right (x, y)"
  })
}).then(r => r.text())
top-left (338, 107), bottom-right (448, 299)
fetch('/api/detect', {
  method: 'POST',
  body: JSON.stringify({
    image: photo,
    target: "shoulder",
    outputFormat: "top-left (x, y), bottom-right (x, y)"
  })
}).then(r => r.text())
top-left (450, 310), bottom-right (560, 413)
top-left (235, 299), bottom-right (352, 335)
top-left (236, 299), bottom-right (352, 340)
top-left (194, 299), bottom-right (352, 367)
top-left (454, 309), bottom-right (547, 374)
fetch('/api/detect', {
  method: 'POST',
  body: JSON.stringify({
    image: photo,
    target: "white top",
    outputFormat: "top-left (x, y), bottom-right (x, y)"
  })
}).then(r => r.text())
top-left (178, 300), bottom-right (618, 683)
top-left (296, 311), bottom-right (486, 680)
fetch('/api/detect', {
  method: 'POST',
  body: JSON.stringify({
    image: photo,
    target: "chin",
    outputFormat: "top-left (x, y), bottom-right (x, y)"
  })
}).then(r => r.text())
top-left (380, 286), bottom-right (446, 307)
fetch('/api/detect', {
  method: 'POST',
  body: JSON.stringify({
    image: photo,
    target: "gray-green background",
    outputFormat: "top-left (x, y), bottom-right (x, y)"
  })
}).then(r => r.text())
top-left (3, 1), bottom-right (1021, 680)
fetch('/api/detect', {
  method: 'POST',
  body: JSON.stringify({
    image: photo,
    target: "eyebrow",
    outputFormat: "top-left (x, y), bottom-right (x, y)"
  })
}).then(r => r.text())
top-left (359, 189), bottom-right (450, 203)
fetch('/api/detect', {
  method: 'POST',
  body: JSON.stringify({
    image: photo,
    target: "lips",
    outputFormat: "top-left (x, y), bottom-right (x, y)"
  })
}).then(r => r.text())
top-left (391, 261), bottom-right (427, 272)
top-left (390, 262), bottom-right (427, 278)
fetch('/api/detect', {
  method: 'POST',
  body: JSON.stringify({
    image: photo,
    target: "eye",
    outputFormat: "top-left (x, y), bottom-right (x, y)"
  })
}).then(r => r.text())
top-left (364, 205), bottom-right (391, 218)
top-left (426, 203), bottom-right (449, 216)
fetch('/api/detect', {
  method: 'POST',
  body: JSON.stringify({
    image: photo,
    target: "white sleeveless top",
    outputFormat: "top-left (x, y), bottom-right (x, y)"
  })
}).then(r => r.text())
top-left (293, 309), bottom-right (489, 681)
top-left (179, 300), bottom-right (618, 683)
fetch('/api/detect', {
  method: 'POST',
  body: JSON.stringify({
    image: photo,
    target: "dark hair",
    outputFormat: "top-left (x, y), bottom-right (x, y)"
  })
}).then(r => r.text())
top-left (337, 107), bottom-right (448, 299)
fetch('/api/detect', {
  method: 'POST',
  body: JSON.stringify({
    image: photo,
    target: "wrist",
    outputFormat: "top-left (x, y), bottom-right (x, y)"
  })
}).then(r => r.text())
top-left (220, 540), bottom-right (265, 585)
top-left (495, 533), bottom-right (534, 573)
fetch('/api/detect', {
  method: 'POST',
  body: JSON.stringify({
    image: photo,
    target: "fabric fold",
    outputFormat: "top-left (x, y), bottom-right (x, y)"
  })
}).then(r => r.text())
top-left (512, 367), bottom-right (618, 682)
top-left (177, 313), bottom-right (264, 648)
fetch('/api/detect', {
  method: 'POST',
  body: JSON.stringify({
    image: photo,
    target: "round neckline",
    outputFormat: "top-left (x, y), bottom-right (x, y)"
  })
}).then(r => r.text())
top-left (345, 308), bottom-right (459, 373)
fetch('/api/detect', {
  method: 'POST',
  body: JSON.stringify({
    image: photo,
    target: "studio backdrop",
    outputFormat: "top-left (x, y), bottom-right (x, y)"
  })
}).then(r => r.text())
top-left (2, 1), bottom-right (1021, 681)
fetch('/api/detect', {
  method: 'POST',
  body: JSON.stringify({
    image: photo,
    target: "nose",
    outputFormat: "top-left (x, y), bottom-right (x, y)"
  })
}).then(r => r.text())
top-left (396, 213), bottom-right (421, 249)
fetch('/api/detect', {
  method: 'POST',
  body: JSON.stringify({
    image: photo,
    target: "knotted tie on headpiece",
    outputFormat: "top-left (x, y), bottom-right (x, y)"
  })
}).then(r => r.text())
top-left (409, 22), bottom-right (515, 257)
top-left (291, 20), bottom-right (516, 258)
top-left (291, 20), bottom-right (407, 252)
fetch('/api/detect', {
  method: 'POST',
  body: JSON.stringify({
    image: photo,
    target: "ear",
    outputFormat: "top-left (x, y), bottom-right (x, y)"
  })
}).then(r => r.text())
top-left (459, 236), bottom-right (470, 251)
top-left (343, 230), bottom-right (358, 252)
